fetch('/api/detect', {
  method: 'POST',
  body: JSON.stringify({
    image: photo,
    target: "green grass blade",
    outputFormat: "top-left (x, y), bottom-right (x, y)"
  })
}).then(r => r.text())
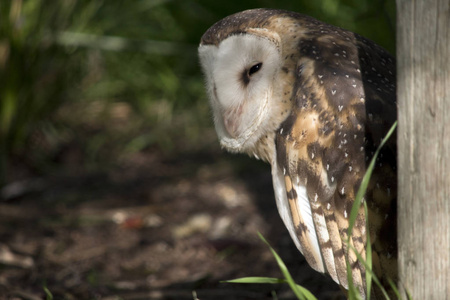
top-left (224, 276), bottom-right (317, 300)
top-left (387, 278), bottom-right (402, 300)
top-left (43, 286), bottom-right (53, 300)
top-left (223, 276), bottom-right (316, 299)
top-left (347, 241), bottom-right (390, 299)
top-left (405, 288), bottom-right (413, 300)
top-left (271, 290), bottom-right (279, 300)
top-left (223, 277), bottom-right (285, 284)
top-left (363, 201), bottom-right (373, 299)
top-left (222, 233), bottom-right (318, 300)
top-left (346, 259), bottom-right (361, 300)
top-left (346, 121), bottom-right (397, 300)
top-left (348, 121), bottom-right (397, 237)
top-left (295, 284), bottom-right (319, 300)
top-left (258, 232), bottom-right (317, 300)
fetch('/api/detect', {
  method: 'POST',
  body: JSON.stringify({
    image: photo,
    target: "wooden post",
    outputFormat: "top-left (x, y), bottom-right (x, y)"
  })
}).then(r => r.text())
top-left (397, 0), bottom-right (450, 299)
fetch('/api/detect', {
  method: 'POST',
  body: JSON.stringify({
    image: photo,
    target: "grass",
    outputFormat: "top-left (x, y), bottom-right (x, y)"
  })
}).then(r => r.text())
top-left (224, 233), bottom-right (318, 300)
top-left (223, 122), bottom-right (405, 300)
top-left (43, 285), bottom-right (53, 300)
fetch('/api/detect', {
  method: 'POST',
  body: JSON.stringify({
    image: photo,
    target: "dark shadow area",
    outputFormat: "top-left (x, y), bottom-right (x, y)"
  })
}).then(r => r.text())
top-left (1, 148), bottom-right (343, 299)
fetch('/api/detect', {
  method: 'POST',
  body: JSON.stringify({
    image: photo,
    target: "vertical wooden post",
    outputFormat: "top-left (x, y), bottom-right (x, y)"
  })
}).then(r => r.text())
top-left (397, 0), bottom-right (450, 299)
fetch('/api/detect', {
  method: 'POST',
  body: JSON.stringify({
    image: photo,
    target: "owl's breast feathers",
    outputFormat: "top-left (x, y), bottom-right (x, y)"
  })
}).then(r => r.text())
top-left (200, 9), bottom-right (397, 299)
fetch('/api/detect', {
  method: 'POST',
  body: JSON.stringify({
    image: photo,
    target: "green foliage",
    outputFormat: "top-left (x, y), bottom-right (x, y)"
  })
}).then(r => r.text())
top-left (223, 233), bottom-right (318, 300)
top-left (0, 0), bottom-right (86, 182)
top-left (258, 232), bottom-right (318, 300)
top-left (43, 285), bottom-right (53, 300)
top-left (0, 0), bottom-right (206, 184)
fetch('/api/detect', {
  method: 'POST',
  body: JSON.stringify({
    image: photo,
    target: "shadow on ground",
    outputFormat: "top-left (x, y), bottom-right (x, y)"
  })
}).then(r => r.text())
top-left (0, 147), bottom-right (343, 300)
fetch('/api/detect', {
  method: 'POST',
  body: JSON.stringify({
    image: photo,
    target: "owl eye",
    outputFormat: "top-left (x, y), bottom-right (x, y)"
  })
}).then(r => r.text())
top-left (248, 62), bottom-right (263, 76)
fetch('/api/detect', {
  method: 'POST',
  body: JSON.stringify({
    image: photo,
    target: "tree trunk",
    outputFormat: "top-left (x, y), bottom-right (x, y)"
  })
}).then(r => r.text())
top-left (397, 0), bottom-right (450, 299)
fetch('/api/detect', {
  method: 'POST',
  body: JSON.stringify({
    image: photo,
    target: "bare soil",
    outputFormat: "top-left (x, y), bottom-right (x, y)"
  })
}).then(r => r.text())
top-left (0, 147), bottom-right (343, 300)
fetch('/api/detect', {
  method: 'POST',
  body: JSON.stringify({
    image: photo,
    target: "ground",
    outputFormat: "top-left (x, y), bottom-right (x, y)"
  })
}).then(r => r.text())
top-left (0, 146), bottom-right (343, 300)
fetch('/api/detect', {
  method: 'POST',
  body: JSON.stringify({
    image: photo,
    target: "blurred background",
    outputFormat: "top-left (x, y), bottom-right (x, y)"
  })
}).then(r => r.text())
top-left (0, 0), bottom-right (394, 299)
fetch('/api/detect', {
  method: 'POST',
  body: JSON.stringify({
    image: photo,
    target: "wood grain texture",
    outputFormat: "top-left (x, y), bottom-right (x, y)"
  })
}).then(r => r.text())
top-left (397, 0), bottom-right (450, 299)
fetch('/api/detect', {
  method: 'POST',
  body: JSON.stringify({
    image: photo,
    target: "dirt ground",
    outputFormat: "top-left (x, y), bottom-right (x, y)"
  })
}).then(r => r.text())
top-left (0, 146), bottom-right (343, 300)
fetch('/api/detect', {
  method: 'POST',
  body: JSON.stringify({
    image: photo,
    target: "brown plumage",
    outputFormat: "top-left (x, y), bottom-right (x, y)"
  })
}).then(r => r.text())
top-left (198, 9), bottom-right (397, 299)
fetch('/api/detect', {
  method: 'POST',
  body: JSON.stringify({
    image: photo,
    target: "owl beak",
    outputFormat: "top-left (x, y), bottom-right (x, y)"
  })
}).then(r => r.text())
top-left (222, 106), bottom-right (242, 138)
top-left (223, 115), bottom-right (239, 138)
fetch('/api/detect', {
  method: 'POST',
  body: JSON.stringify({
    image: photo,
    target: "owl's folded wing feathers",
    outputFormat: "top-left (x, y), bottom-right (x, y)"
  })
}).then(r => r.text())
top-left (273, 118), bottom-right (368, 297)
top-left (270, 50), bottom-right (372, 296)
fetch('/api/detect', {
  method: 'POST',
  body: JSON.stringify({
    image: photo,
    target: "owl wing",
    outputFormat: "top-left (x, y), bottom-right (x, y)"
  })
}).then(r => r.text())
top-left (273, 110), bottom-right (367, 297)
top-left (270, 38), bottom-right (388, 297)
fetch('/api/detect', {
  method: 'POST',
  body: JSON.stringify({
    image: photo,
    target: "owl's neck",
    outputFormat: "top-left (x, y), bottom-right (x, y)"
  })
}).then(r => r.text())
top-left (242, 131), bottom-right (278, 164)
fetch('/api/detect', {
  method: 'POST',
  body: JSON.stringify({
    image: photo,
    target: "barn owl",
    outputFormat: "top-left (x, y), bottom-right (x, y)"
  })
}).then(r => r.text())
top-left (198, 9), bottom-right (397, 299)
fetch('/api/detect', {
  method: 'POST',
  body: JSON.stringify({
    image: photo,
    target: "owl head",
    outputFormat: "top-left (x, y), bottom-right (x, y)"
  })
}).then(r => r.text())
top-left (198, 10), bottom-right (292, 154)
